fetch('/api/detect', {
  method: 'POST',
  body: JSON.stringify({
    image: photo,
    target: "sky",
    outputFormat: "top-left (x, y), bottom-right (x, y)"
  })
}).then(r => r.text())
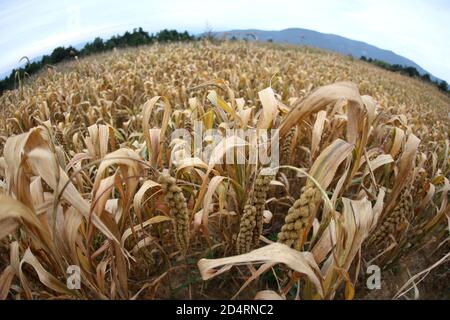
top-left (0, 0), bottom-right (449, 82)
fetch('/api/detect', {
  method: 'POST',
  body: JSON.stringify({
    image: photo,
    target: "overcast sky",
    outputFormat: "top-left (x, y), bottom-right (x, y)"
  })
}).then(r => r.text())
top-left (0, 0), bottom-right (449, 82)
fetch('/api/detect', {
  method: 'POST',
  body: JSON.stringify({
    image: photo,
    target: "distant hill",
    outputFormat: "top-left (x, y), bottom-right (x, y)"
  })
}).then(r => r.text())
top-left (214, 28), bottom-right (442, 83)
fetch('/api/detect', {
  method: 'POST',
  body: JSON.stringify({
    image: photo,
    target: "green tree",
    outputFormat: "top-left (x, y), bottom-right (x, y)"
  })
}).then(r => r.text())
top-left (438, 80), bottom-right (448, 92)
top-left (82, 37), bottom-right (105, 55)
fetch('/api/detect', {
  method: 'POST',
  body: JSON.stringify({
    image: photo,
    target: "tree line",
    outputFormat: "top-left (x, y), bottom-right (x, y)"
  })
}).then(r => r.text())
top-left (1, 28), bottom-right (448, 95)
top-left (360, 56), bottom-right (449, 93)
top-left (0, 28), bottom-right (194, 95)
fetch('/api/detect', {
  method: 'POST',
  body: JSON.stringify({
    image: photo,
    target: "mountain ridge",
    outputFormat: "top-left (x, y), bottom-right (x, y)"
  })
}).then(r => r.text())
top-left (213, 28), bottom-right (442, 83)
